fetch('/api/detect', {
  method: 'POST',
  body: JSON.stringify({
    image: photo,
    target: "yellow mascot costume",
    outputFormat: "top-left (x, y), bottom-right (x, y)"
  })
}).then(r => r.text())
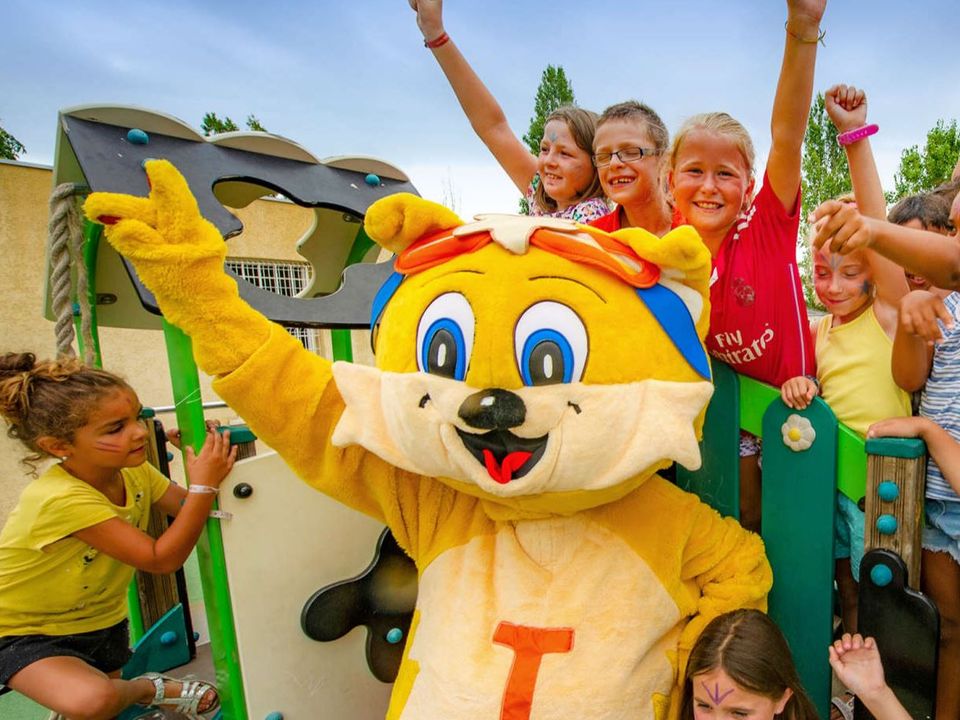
top-left (85, 160), bottom-right (771, 720)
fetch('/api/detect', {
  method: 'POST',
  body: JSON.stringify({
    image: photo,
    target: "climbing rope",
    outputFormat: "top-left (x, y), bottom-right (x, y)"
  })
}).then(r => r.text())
top-left (47, 183), bottom-right (94, 364)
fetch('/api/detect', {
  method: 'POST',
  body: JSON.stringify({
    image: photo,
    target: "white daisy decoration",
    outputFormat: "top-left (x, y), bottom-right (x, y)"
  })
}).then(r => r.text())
top-left (781, 414), bottom-right (815, 452)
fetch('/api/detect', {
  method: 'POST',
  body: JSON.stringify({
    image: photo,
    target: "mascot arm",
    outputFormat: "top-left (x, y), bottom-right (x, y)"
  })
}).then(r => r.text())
top-left (211, 322), bottom-right (454, 560)
top-left (83, 160), bottom-right (271, 376)
top-left (84, 160), bottom-right (440, 558)
top-left (677, 507), bottom-right (772, 675)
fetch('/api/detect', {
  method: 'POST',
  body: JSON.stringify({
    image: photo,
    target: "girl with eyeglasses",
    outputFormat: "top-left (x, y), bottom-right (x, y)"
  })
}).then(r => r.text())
top-left (663, 0), bottom-right (826, 534)
top-left (407, 0), bottom-right (610, 223)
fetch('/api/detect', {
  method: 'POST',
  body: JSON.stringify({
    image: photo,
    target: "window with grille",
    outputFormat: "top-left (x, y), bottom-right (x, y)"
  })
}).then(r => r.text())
top-left (225, 258), bottom-right (323, 353)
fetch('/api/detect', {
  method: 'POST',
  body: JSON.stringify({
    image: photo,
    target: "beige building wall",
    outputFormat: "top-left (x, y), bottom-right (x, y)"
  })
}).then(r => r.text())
top-left (0, 160), bottom-right (373, 524)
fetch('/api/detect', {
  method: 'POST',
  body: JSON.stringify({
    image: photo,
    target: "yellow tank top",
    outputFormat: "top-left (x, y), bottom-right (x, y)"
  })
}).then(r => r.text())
top-left (816, 307), bottom-right (911, 439)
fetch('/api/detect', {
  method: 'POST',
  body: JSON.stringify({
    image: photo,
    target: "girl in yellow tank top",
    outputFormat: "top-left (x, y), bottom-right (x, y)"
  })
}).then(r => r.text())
top-left (776, 85), bottom-right (910, 640)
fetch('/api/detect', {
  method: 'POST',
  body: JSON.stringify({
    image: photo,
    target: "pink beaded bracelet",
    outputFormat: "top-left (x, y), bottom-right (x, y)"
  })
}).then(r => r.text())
top-left (837, 124), bottom-right (879, 147)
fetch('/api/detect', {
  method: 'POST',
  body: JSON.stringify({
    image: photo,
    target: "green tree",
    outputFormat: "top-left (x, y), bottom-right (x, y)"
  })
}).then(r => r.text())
top-left (890, 119), bottom-right (960, 201)
top-left (201, 112), bottom-right (268, 136)
top-left (245, 114), bottom-right (267, 133)
top-left (798, 93), bottom-right (851, 308)
top-left (0, 122), bottom-right (26, 160)
top-left (519, 65), bottom-right (576, 214)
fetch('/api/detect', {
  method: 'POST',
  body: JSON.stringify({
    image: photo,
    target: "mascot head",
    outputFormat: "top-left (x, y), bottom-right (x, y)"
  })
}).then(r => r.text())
top-left (332, 194), bottom-right (714, 519)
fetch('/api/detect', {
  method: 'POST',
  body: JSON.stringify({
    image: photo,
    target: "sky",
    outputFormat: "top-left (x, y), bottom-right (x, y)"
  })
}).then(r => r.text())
top-left (3, 0), bottom-right (959, 220)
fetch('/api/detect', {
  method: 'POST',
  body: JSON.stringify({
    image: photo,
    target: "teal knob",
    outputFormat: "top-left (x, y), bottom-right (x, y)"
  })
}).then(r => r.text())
top-left (876, 514), bottom-right (898, 535)
top-left (127, 128), bottom-right (149, 145)
top-left (265, 713), bottom-right (283, 720)
top-left (878, 481), bottom-right (899, 502)
top-left (870, 564), bottom-right (893, 587)
top-left (166, 451), bottom-right (175, 462)
top-left (160, 630), bottom-right (178, 646)
top-left (386, 627), bottom-right (403, 644)
top-left (365, 173), bottom-right (381, 186)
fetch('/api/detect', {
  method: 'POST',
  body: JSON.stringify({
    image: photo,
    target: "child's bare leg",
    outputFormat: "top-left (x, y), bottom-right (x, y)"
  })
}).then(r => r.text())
top-left (835, 558), bottom-right (859, 634)
top-left (7, 656), bottom-right (153, 720)
top-left (739, 453), bottom-right (762, 534)
top-left (8, 656), bottom-right (216, 720)
top-left (922, 549), bottom-right (960, 720)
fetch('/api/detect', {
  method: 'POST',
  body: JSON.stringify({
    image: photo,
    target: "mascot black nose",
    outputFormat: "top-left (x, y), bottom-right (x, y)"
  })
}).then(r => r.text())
top-left (458, 389), bottom-right (526, 430)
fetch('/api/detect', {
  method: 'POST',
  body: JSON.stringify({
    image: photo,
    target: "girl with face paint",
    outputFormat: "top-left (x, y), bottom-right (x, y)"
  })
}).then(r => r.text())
top-left (681, 610), bottom-right (909, 720)
top-left (780, 85), bottom-right (911, 642)
top-left (407, 0), bottom-right (610, 223)
top-left (0, 353), bottom-right (235, 719)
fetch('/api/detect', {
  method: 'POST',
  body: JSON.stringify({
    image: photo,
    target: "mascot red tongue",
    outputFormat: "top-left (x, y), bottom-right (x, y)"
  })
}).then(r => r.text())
top-left (483, 450), bottom-right (532, 484)
top-left (84, 160), bottom-right (771, 720)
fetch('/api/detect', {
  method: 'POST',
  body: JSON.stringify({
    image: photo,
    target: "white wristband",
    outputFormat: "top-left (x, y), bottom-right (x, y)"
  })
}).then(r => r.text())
top-left (188, 484), bottom-right (219, 494)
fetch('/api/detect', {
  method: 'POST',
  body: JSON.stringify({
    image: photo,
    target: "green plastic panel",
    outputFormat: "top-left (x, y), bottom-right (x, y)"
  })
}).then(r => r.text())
top-left (837, 424), bottom-right (867, 503)
top-left (738, 374), bottom-right (780, 438)
top-left (762, 398), bottom-right (837, 720)
top-left (676, 362), bottom-right (741, 519)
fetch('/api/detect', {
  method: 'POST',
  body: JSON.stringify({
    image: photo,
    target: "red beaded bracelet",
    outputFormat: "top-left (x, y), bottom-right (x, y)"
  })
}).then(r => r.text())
top-left (837, 124), bottom-right (879, 147)
top-left (424, 32), bottom-right (450, 49)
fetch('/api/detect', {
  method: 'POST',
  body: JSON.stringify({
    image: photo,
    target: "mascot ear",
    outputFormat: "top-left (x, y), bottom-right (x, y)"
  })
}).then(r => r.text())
top-left (610, 225), bottom-right (712, 339)
top-left (364, 193), bottom-right (464, 255)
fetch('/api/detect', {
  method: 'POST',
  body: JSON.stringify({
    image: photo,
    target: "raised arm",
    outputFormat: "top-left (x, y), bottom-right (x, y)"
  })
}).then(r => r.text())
top-left (408, 0), bottom-right (536, 194)
top-left (829, 634), bottom-right (911, 720)
top-left (812, 204), bottom-right (960, 289)
top-left (766, 0), bottom-right (827, 211)
top-left (824, 84), bottom-right (907, 311)
top-left (74, 430), bottom-right (236, 574)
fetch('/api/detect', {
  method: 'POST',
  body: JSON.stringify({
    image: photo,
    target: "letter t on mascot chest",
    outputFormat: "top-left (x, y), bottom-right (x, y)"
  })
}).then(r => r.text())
top-left (84, 162), bottom-right (771, 720)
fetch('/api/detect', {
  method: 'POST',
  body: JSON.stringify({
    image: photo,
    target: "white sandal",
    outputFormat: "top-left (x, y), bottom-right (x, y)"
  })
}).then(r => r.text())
top-left (137, 672), bottom-right (220, 718)
top-left (830, 691), bottom-right (855, 720)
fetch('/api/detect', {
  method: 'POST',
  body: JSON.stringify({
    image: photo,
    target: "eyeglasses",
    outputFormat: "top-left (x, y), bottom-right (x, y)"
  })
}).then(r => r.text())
top-left (592, 147), bottom-right (661, 167)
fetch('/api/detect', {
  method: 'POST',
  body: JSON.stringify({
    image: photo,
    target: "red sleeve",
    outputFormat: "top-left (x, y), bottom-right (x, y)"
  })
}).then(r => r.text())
top-left (749, 169), bottom-right (802, 260)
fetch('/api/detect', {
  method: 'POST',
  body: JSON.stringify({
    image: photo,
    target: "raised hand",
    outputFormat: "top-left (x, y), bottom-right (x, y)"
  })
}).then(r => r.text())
top-left (84, 159), bottom-right (272, 376)
top-left (825, 84), bottom-right (868, 133)
top-left (84, 159), bottom-right (225, 264)
top-left (408, 0), bottom-right (444, 42)
top-left (787, 0), bottom-right (827, 26)
top-left (811, 200), bottom-right (875, 254)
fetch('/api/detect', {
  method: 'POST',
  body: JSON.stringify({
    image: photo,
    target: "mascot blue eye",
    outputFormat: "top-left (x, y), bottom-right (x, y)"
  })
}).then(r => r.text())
top-left (416, 293), bottom-right (475, 381)
top-left (515, 302), bottom-right (587, 386)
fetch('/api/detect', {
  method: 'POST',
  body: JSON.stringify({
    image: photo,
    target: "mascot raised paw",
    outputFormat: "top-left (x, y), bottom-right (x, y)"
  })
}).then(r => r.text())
top-left (85, 160), bottom-right (771, 720)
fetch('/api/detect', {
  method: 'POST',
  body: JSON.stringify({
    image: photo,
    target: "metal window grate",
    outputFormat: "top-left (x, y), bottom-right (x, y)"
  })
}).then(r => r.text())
top-left (226, 258), bottom-right (323, 352)
top-left (225, 259), bottom-right (312, 297)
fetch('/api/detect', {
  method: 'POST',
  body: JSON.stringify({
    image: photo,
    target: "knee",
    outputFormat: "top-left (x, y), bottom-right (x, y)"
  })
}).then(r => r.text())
top-left (59, 680), bottom-right (121, 720)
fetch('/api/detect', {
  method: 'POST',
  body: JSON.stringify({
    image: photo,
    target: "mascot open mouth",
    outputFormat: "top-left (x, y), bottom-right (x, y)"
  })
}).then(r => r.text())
top-left (455, 428), bottom-right (548, 484)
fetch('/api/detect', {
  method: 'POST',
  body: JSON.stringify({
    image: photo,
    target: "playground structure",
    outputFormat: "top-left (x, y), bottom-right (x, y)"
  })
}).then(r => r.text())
top-left (21, 104), bottom-right (940, 719)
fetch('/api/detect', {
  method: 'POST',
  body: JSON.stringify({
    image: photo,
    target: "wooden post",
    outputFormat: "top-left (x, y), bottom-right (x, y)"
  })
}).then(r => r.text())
top-left (863, 438), bottom-right (926, 590)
